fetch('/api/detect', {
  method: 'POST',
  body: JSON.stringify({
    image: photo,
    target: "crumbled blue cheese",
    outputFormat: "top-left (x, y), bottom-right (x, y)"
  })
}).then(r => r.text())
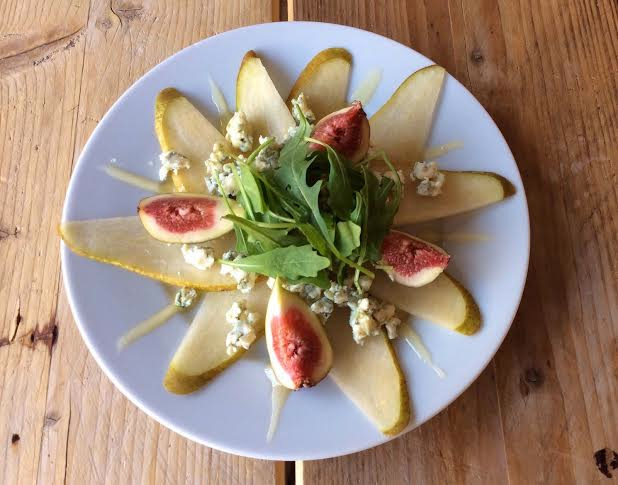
top-left (282, 125), bottom-right (299, 143)
top-left (174, 287), bottom-right (198, 308)
top-left (220, 250), bottom-right (257, 293)
top-left (225, 299), bottom-right (260, 355)
top-left (349, 296), bottom-right (401, 344)
top-left (205, 161), bottom-right (238, 197)
top-left (412, 161), bottom-right (445, 197)
top-left (291, 93), bottom-right (316, 124)
top-left (226, 111), bottom-right (253, 152)
top-left (310, 298), bottom-right (334, 320)
top-left (254, 136), bottom-right (280, 172)
top-left (158, 151), bottom-right (190, 181)
top-left (321, 275), bottom-right (399, 344)
top-left (181, 244), bottom-right (215, 270)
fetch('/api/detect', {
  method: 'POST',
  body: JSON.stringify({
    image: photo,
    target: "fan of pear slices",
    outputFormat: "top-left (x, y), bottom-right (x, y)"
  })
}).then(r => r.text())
top-left (60, 48), bottom-right (515, 437)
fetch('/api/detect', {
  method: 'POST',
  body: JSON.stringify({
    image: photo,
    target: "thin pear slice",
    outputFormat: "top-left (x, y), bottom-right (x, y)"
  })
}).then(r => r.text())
top-left (60, 217), bottom-right (236, 290)
top-left (394, 171), bottom-right (516, 225)
top-left (286, 48), bottom-right (352, 121)
top-left (164, 283), bottom-right (271, 394)
top-left (371, 272), bottom-right (481, 335)
top-left (326, 308), bottom-right (410, 435)
top-left (370, 65), bottom-right (445, 166)
top-left (236, 51), bottom-right (295, 143)
top-left (155, 88), bottom-right (226, 193)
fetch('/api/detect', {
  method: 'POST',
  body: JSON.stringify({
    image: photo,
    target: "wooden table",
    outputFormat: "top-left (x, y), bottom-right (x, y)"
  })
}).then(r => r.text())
top-left (1, 1), bottom-right (616, 483)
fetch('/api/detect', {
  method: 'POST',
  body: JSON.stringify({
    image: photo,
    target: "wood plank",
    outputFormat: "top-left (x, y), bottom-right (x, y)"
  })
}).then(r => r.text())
top-left (0, 0), bottom-right (89, 59)
top-left (292, 0), bottom-right (618, 484)
top-left (0, 0), bottom-right (279, 484)
top-left (0, 15), bottom-right (87, 485)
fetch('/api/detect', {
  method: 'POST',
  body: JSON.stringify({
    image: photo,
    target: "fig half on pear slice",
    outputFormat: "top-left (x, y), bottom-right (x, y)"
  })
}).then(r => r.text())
top-left (138, 193), bottom-right (241, 243)
top-left (310, 101), bottom-right (370, 163)
top-left (380, 230), bottom-right (450, 287)
top-left (265, 279), bottom-right (333, 390)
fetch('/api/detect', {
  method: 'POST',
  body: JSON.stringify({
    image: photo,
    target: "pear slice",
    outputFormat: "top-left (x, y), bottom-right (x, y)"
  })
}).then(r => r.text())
top-left (394, 171), bottom-right (516, 225)
top-left (236, 51), bottom-right (295, 143)
top-left (371, 272), bottom-right (481, 335)
top-left (286, 48), bottom-right (352, 122)
top-left (164, 283), bottom-right (271, 394)
top-left (60, 217), bottom-right (236, 290)
top-left (155, 88), bottom-right (226, 193)
top-left (370, 65), bottom-right (445, 166)
top-left (326, 308), bottom-right (410, 435)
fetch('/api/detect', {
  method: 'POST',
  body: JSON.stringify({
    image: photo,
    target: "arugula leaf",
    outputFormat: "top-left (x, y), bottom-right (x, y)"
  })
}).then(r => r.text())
top-left (256, 172), bottom-right (309, 221)
top-left (336, 221), bottom-right (361, 257)
top-left (307, 138), bottom-right (353, 219)
top-left (224, 214), bottom-right (284, 252)
top-left (297, 223), bottom-right (331, 257)
top-left (289, 270), bottom-right (331, 289)
top-left (221, 245), bottom-right (330, 279)
top-left (350, 192), bottom-right (364, 225)
top-left (361, 161), bottom-right (402, 261)
top-left (233, 168), bottom-right (255, 220)
top-left (238, 163), bottom-right (265, 214)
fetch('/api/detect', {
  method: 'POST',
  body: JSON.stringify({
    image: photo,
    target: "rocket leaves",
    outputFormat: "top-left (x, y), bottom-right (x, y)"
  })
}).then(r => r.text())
top-left (221, 109), bottom-right (401, 282)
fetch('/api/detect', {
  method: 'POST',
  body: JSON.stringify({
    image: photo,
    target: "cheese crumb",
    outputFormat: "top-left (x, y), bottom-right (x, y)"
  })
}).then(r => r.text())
top-left (181, 244), bottom-right (215, 270)
top-left (225, 299), bottom-right (260, 355)
top-left (159, 151), bottom-right (190, 181)
top-left (291, 92), bottom-right (316, 124)
top-left (411, 161), bottom-right (445, 197)
top-left (226, 111), bottom-right (253, 152)
top-left (174, 287), bottom-right (198, 308)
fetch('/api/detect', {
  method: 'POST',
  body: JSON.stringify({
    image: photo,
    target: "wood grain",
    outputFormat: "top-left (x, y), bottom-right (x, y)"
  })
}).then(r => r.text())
top-left (0, 0), bottom-right (89, 59)
top-left (292, 0), bottom-right (618, 484)
top-left (1, 1), bottom-right (280, 484)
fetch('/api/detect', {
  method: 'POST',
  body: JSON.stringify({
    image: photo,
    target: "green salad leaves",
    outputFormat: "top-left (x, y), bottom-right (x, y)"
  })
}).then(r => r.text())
top-left (221, 111), bottom-right (402, 287)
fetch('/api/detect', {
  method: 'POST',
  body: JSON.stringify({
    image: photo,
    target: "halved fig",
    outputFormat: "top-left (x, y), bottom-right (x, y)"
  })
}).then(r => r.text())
top-left (310, 101), bottom-right (370, 163)
top-left (137, 193), bottom-right (240, 243)
top-left (380, 230), bottom-right (450, 287)
top-left (394, 171), bottom-right (516, 225)
top-left (286, 47), bottom-right (352, 121)
top-left (265, 278), bottom-right (333, 390)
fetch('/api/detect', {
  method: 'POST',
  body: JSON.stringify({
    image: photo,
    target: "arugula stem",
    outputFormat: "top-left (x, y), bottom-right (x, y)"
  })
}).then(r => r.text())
top-left (251, 221), bottom-right (296, 229)
top-left (265, 210), bottom-right (295, 222)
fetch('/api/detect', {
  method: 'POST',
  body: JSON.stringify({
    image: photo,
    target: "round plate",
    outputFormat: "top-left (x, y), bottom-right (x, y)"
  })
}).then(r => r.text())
top-left (62, 22), bottom-right (529, 460)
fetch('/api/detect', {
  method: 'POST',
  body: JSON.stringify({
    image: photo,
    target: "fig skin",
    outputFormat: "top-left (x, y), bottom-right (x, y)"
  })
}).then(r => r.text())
top-left (265, 279), bottom-right (333, 390)
top-left (310, 101), bottom-right (370, 163)
top-left (381, 230), bottom-right (450, 287)
top-left (138, 193), bottom-right (239, 243)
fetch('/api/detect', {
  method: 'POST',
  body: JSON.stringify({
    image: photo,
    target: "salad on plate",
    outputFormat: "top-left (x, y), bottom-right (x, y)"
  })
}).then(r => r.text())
top-left (61, 48), bottom-right (515, 439)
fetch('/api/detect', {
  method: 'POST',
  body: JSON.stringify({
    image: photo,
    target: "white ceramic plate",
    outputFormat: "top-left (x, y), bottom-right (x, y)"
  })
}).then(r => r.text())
top-left (61, 22), bottom-right (529, 460)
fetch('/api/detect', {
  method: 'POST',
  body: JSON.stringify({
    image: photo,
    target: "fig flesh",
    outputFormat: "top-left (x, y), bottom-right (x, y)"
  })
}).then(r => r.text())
top-left (380, 230), bottom-right (450, 287)
top-left (138, 193), bottom-right (241, 243)
top-left (310, 101), bottom-right (370, 163)
top-left (265, 279), bottom-right (333, 390)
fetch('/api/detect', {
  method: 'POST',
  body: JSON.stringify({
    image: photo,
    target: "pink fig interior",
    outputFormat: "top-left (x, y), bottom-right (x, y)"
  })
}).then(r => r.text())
top-left (270, 308), bottom-right (323, 388)
top-left (142, 197), bottom-right (217, 233)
